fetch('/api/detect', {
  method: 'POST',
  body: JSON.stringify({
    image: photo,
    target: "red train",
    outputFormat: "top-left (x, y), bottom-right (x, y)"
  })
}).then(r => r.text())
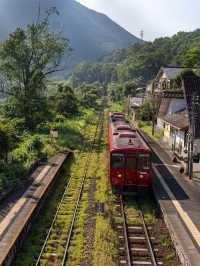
top-left (108, 112), bottom-right (152, 193)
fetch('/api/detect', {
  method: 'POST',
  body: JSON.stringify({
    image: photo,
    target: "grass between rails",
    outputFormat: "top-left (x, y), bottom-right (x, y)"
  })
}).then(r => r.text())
top-left (66, 150), bottom-right (97, 266)
top-left (124, 194), bottom-right (178, 265)
top-left (13, 158), bottom-right (73, 266)
top-left (66, 113), bottom-right (103, 265)
top-left (93, 111), bottom-right (118, 266)
top-left (123, 194), bottom-right (158, 225)
top-left (66, 111), bottom-right (119, 266)
top-left (37, 118), bottom-right (98, 266)
top-left (12, 111), bottom-right (97, 266)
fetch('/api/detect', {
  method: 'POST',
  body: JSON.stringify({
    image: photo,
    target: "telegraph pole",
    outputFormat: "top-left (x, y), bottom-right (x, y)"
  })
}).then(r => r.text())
top-left (188, 94), bottom-right (200, 179)
top-left (188, 132), bottom-right (193, 179)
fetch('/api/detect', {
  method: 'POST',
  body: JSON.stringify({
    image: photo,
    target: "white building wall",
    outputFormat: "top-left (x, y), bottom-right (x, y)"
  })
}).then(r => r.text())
top-left (163, 124), bottom-right (185, 157)
top-left (176, 131), bottom-right (184, 144)
top-left (174, 130), bottom-right (187, 158)
top-left (157, 118), bottom-right (164, 131)
top-left (163, 123), bottom-right (171, 142)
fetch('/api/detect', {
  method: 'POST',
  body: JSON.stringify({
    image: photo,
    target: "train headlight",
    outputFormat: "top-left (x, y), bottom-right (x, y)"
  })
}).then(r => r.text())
top-left (117, 174), bottom-right (122, 178)
top-left (139, 174), bottom-right (144, 179)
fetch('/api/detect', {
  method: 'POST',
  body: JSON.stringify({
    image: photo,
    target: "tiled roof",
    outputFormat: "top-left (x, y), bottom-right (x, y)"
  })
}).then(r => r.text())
top-left (162, 67), bottom-right (185, 79)
top-left (163, 110), bottom-right (189, 130)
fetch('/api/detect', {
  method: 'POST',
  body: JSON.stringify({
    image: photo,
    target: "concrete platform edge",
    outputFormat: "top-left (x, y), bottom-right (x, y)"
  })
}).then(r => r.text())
top-left (139, 130), bottom-right (192, 266)
top-left (152, 182), bottom-right (191, 266)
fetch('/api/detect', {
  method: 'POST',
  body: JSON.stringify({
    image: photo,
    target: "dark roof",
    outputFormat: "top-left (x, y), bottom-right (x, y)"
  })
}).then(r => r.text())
top-left (182, 73), bottom-right (200, 138)
top-left (163, 110), bottom-right (189, 130)
top-left (162, 67), bottom-right (185, 79)
top-left (156, 67), bottom-right (186, 81)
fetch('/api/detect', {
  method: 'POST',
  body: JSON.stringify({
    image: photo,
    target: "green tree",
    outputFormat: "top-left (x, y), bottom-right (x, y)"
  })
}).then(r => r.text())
top-left (123, 81), bottom-right (137, 96)
top-left (70, 29), bottom-right (200, 87)
top-left (52, 84), bottom-right (78, 117)
top-left (76, 83), bottom-right (104, 108)
top-left (183, 47), bottom-right (200, 67)
top-left (107, 82), bottom-right (123, 101)
top-left (0, 121), bottom-right (17, 162)
top-left (0, 8), bottom-right (70, 130)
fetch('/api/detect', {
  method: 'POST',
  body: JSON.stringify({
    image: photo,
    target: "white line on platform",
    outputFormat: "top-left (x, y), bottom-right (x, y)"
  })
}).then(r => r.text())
top-left (154, 163), bottom-right (179, 168)
top-left (153, 165), bottom-right (200, 247)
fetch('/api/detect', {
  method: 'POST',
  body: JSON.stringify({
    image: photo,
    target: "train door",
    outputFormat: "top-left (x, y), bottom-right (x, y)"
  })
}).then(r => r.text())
top-left (125, 155), bottom-right (137, 185)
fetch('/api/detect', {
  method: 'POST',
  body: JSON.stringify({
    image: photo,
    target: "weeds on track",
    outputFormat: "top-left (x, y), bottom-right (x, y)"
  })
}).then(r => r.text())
top-left (13, 160), bottom-right (73, 266)
top-left (93, 111), bottom-right (118, 266)
top-left (37, 117), bottom-right (98, 266)
top-left (66, 110), bottom-right (119, 266)
top-left (66, 149), bottom-right (97, 266)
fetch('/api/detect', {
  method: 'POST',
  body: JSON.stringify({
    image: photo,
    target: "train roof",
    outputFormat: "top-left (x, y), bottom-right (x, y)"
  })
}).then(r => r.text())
top-left (109, 114), bottom-right (150, 152)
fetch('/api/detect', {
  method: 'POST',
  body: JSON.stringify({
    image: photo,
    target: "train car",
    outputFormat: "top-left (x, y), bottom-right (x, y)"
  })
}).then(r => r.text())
top-left (108, 112), bottom-right (152, 193)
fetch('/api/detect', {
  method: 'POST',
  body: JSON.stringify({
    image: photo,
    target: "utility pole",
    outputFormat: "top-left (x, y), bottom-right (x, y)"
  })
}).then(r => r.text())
top-left (188, 94), bottom-right (200, 179)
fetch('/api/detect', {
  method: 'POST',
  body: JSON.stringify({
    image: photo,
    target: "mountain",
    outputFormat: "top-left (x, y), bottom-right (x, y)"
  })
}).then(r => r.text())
top-left (0, 0), bottom-right (141, 68)
top-left (70, 29), bottom-right (200, 87)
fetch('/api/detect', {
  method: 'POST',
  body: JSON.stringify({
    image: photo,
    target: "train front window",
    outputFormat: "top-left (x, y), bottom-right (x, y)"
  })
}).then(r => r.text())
top-left (126, 157), bottom-right (137, 171)
top-left (139, 154), bottom-right (150, 170)
top-left (111, 153), bottom-right (124, 168)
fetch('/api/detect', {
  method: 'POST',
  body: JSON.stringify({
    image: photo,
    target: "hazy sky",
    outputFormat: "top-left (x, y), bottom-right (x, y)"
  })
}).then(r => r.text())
top-left (77, 0), bottom-right (200, 41)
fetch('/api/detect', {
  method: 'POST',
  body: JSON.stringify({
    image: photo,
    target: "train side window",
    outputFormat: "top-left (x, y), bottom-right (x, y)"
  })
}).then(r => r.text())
top-left (139, 154), bottom-right (150, 170)
top-left (111, 153), bottom-right (124, 168)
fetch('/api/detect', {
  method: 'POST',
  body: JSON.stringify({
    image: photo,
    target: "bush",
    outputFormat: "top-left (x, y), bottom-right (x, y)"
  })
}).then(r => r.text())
top-left (0, 162), bottom-right (26, 194)
top-left (12, 135), bottom-right (45, 169)
top-left (137, 120), bottom-right (151, 128)
top-left (137, 102), bottom-right (153, 121)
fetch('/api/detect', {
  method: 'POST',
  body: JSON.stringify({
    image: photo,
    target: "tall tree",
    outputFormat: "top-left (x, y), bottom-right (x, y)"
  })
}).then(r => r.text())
top-left (52, 84), bottom-right (78, 117)
top-left (0, 121), bottom-right (16, 162)
top-left (183, 47), bottom-right (200, 68)
top-left (0, 8), bottom-right (70, 130)
top-left (123, 81), bottom-right (137, 96)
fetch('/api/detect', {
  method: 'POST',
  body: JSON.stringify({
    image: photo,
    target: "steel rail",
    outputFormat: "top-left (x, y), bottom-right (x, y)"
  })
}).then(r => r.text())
top-left (120, 195), bottom-right (132, 266)
top-left (61, 111), bottom-right (104, 266)
top-left (35, 112), bottom-right (102, 266)
top-left (138, 205), bottom-right (158, 266)
top-left (134, 130), bottom-right (159, 266)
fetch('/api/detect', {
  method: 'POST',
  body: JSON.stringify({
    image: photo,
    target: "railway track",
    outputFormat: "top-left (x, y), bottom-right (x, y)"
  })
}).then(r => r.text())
top-left (116, 196), bottom-right (163, 266)
top-left (36, 111), bottom-right (104, 266)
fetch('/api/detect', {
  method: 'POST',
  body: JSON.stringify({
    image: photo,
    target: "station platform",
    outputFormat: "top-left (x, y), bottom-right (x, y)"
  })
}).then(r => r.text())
top-left (0, 153), bottom-right (68, 266)
top-left (140, 131), bottom-right (200, 266)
